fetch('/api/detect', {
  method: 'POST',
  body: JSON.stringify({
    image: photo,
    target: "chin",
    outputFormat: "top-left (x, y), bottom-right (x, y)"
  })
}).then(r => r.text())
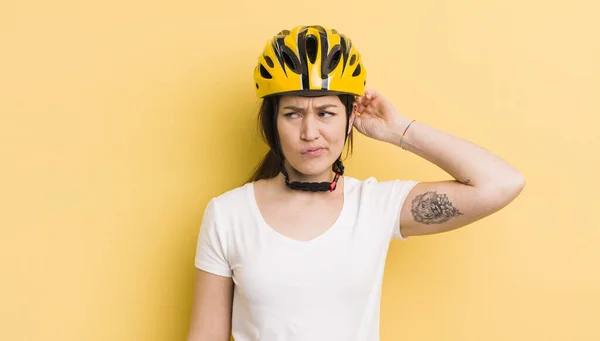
top-left (288, 158), bottom-right (338, 176)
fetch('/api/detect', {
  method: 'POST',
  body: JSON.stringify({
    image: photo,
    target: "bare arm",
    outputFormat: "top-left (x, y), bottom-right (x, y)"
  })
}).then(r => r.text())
top-left (395, 119), bottom-right (525, 237)
top-left (354, 90), bottom-right (525, 237)
top-left (187, 269), bottom-right (234, 341)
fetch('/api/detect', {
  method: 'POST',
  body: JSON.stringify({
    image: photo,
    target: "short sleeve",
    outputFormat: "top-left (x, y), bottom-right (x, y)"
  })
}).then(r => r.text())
top-left (194, 198), bottom-right (232, 277)
top-left (366, 177), bottom-right (420, 241)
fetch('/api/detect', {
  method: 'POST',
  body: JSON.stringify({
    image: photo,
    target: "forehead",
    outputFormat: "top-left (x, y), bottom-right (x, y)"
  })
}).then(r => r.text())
top-left (279, 95), bottom-right (343, 108)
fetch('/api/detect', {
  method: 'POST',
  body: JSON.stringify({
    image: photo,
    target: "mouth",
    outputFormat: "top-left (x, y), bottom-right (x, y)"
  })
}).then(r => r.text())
top-left (301, 147), bottom-right (326, 156)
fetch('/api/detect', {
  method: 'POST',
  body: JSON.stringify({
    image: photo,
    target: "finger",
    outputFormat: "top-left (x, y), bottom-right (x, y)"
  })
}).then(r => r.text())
top-left (355, 98), bottom-right (362, 110)
top-left (358, 95), bottom-right (370, 109)
top-left (356, 99), bottom-right (367, 113)
top-left (366, 90), bottom-right (379, 104)
top-left (361, 91), bottom-right (370, 103)
top-left (364, 91), bottom-right (381, 109)
top-left (361, 97), bottom-right (374, 111)
top-left (359, 100), bottom-right (373, 114)
top-left (357, 95), bottom-right (368, 106)
top-left (365, 90), bottom-right (379, 99)
top-left (355, 96), bottom-right (364, 108)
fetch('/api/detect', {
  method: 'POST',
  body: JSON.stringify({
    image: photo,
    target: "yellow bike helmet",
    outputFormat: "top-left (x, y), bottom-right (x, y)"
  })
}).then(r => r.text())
top-left (254, 25), bottom-right (366, 98)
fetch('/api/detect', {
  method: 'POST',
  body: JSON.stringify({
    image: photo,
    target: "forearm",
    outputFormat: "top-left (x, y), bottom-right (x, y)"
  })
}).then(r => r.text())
top-left (384, 118), bottom-right (525, 190)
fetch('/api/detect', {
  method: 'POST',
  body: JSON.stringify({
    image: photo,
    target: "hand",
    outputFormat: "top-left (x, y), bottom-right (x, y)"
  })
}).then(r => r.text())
top-left (353, 90), bottom-right (411, 144)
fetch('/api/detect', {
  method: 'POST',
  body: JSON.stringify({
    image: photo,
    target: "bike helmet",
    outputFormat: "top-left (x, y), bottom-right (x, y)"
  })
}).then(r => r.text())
top-left (254, 25), bottom-right (366, 98)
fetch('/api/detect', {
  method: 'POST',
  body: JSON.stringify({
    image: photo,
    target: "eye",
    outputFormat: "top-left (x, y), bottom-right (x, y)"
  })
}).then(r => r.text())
top-left (284, 112), bottom-right (300, 118)
top-left (319, 111), bottom-right (334, 118)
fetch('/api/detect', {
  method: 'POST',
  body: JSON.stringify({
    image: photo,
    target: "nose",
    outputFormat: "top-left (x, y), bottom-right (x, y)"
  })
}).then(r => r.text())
top-left (300, 114), bottom-right (320, 141)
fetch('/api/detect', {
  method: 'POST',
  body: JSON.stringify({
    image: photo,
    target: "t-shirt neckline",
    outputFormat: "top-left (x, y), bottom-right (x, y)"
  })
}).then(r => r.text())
top-left (247, 176), bottom-right (349, 245)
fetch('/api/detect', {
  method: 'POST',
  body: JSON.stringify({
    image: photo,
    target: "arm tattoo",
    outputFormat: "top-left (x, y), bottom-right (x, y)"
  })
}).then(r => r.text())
top-left (411, 191), bottom-right (463, 224)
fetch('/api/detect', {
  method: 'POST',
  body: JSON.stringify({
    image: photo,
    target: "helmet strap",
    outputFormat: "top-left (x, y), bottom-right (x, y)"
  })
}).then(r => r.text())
top-left (280, 158), bottom-right (344, 192)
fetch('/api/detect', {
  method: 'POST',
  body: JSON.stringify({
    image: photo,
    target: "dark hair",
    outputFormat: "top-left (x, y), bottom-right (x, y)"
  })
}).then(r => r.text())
top-left (248, 94), bottom-right (355, 182)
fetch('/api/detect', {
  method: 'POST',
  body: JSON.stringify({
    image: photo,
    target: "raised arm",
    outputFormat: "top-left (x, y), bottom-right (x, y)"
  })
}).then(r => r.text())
top-left (354, 90), bottom-right (525, 237)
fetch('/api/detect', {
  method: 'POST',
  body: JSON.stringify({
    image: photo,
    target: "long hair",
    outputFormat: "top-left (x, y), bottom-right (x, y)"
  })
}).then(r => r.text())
top-left (248, 94), bottom-right (355, 182)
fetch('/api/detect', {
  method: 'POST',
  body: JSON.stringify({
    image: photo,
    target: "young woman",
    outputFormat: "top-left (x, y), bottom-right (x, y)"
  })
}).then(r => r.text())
top-left (187, 25), bottom-right (525, 341)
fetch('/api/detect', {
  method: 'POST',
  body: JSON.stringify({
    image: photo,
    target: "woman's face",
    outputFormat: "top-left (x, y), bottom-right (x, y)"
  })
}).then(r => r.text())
top-left (276, 95), bottom-right (355, 180)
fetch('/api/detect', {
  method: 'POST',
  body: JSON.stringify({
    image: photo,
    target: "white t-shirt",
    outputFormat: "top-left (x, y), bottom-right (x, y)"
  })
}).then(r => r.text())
top-left (195, 176), bottom-right (419, 341)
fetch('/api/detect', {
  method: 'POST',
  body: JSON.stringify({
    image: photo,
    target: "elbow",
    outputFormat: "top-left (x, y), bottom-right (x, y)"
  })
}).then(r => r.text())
top-left (515, 172), bottom-right (526, 191)
top-left (507, 171), bottom-right (526, 196)
top-left (487, 171), bottom-right (526, 204)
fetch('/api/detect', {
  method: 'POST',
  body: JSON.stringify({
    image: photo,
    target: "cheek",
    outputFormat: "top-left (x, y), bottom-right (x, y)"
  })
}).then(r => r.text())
top-left (276, 122), bottom-right (296, 149)
top-left (324, 123), bottom-right (348, 143)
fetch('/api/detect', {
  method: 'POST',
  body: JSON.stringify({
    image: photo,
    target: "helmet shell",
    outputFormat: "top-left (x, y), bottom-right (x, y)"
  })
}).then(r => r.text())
top-left (254, 25), bottom-right (366, 98)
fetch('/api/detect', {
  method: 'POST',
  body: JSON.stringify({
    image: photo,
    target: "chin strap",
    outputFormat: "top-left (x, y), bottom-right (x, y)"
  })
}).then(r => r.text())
top-left (280, 159), bottom-right (345, 192)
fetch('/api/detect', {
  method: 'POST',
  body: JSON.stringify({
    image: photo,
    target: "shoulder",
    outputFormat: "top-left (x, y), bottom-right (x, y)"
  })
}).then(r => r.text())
top-left (344, 175), bottom-right (419, 195)
top-left (215, 182), bottom-right (252, 202)
top-left (209, 182), bottom-right (253, 213)
top-left (200, 182), bottom-right (255, 237)
top-left (344, 175), bottom-right (420, 217)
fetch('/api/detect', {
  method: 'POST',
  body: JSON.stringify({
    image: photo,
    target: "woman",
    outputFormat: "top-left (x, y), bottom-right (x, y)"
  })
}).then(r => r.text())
top-left (187, 25), bottom-right (525, 341)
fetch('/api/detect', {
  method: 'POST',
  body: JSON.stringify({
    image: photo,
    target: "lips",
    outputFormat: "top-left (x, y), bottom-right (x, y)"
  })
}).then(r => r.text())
top-left (301, 147), bottom-right (325, 154)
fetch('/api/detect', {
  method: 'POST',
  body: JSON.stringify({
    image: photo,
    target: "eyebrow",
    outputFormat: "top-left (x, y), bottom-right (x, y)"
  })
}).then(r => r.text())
top-left (282, 104), bottom-right (339, 112)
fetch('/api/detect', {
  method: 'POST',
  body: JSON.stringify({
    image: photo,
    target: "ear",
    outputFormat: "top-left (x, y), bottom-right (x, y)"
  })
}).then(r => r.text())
top-left (348, 101), bottom-right (358, 135)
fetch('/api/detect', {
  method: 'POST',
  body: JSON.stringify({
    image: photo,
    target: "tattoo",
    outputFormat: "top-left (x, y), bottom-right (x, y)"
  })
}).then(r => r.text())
top-left (411, 191), bottom-right (463, 224)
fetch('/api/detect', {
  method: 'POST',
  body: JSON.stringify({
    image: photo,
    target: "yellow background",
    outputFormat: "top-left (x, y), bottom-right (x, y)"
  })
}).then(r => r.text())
top-left (1, 0), bottom-right (599, 340)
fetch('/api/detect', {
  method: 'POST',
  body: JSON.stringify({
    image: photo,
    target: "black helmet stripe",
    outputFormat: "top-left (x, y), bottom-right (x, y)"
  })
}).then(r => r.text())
top-left (318, 29), bottom-right (329, 90)
top-left (272, 38), bottom-right (288, 77)
top-left (297, 28), bottom-right (310, 90)
top-left (340, 37), bottom-right (349, 76)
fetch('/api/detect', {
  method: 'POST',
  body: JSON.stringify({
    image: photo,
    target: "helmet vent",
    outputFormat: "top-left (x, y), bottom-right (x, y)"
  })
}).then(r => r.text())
top-left (281, 46), bottom-right (302, 74)
top-left (260, 64), bottom-right (272, 79)
top-left (352, 63), bottom-right (362, 77)
top-left (322, 45), bottom-right (341, 75)
top-left (306, 35), bottom-right (318, 64)
top-left (264, 55), bottom-right (274, 68)
top-left (350, 54), bottom-right (357, 66)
